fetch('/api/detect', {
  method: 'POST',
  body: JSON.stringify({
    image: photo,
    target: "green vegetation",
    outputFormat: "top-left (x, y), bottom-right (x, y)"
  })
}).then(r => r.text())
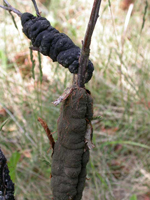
top-left (0, 0), bottom-right (150, 199)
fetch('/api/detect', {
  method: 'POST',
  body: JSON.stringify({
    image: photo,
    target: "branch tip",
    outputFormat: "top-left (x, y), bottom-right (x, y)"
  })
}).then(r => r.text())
top-left (31, 0), bottom-right (41, 17)
top-left (0, 1), bottom-right (22, 16)
top-left (77, 0), bottom-right (102, 87)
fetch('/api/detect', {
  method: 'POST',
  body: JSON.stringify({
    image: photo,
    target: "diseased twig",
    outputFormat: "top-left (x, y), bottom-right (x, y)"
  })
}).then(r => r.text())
top-left (30, 46), bottom-right (40, 51)
top-left (77, 0), bottom-right (102, 87)
top-left (3, 0), bottom-right (11, 6)
top-left (0, 4), bottom-right (22, 16)
top-left (38, 117), bottom-right (55, 151)
top-left (31, 0), bottom-right (41, 17)
top-left (0, 0), bottom-right (22, 16)
top-left (0, 0), bottom-right (41, 17)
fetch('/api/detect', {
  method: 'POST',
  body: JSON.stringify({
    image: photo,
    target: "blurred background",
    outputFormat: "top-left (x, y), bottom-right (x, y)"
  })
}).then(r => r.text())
top-left (0, 0), bottom-right (150, 199)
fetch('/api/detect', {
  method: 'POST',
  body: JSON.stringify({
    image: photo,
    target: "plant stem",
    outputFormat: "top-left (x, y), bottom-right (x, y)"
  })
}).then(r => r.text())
top-left (0, 3), bottom-right (22, 16)
top-left (77, 0), bottom-right (102, 87)
top-left (31, 0), bottom-right (41, 17)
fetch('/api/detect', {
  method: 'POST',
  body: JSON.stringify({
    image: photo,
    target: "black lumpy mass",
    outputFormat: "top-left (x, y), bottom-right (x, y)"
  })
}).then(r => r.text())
top-left (21, 12), bottom-right (94, 83)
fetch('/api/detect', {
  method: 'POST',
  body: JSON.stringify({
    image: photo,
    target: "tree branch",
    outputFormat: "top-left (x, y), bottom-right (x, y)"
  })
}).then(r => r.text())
top-left (0, 0), bottom-right (22, 16)
top-left (0, 0), bottom-right (41, 17)
top-left (77, 0), bottom-right (102, 87)
top-left (31, 0), bottom-right (41, 17)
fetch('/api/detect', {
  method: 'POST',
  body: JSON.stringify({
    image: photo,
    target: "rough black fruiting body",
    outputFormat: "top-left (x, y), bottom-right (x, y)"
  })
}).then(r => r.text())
top-left (0, 149), bottom-right (6, 199)
top-left (21, 13), bottom-right (94, 83)
top-left (0, 149), bottom-right (15, 200)
top-left (51, 87), bottom-right (93, 200)
top-left (4, 166), bottom-right (15, 200)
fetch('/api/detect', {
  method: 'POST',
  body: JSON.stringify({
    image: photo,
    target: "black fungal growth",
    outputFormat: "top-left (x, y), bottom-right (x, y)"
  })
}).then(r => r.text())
top-left (0, 149), bottom-right (15, 200)
top-left (21, 13), bottom-right (94, 83)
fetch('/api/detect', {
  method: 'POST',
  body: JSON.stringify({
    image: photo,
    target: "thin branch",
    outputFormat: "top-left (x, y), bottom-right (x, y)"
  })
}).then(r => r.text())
top-left (30, 46), bottom-right (40, 51)
top-left (31, 0), bottom-right (41, 17)
top-left (77, 0), bottom-right (102, 87)
top-left (0, 0), bottom-right (41, 17)
top-left (0, 0), bottom-right (22, 16)
top-left (3, 0), bottom-right (12, 8)
top-left (3, 0), bottom-right (11, 6)
top-left (0, 4), bottom-right (22, 16)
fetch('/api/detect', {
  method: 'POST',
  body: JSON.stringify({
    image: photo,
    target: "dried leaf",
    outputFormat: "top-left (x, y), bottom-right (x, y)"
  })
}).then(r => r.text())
top-left (38, 117), bottom-right (55, 151)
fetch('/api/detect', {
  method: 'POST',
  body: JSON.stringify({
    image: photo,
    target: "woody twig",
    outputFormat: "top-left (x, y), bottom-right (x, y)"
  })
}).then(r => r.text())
top-left (77, 0), bottom-right (102, 87)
